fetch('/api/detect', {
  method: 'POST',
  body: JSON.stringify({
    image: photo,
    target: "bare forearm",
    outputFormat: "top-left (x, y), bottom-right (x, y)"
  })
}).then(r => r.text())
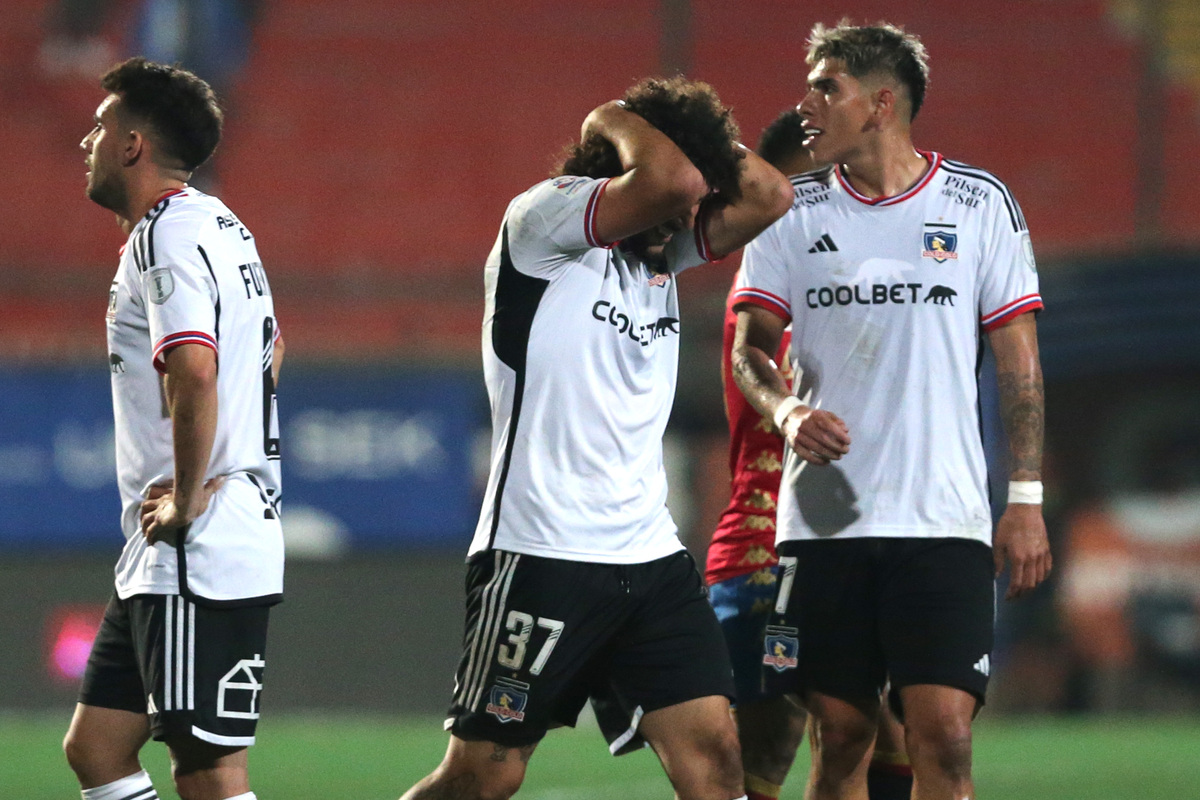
top-left (585, 104), bottom-right (678, 170)
top-left (990, 315), bottom-right (1045, 480)
top-left (704, 146), bottom-right (793, 257)
top-left (583, 103), bottom-right (702, 195)
top-left (165, 358), bottom-right (219, 518)
top-left (996, 366), bottom-right (1043, 479)
top-left (731, 344), bottom-right (791, 420)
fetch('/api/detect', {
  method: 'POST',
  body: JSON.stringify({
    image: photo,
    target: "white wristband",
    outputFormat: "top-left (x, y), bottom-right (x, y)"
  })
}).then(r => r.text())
top-left (772, 396), bottom-right (804, 431)
top-left (1008, 480), bottom-right (1043, 505)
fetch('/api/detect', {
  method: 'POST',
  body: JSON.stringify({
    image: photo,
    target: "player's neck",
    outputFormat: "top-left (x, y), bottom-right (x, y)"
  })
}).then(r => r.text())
top-left (117, 171), bottom-right (189, 231)
top-left (840, 136), bottom-right (928, 200)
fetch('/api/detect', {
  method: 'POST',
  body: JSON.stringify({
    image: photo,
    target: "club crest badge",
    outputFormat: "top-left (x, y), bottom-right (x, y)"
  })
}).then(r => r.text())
top-left (485, 678), bottom-right (529, 724)
top-left (762, 626), bottom-right (799, 673)
top-left (922, 231), bottom-right (958, 263)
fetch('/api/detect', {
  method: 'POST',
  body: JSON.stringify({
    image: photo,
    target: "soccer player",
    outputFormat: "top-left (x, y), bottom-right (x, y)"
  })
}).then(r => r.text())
top-left (64, 58), bottom-right (284, 800)
top-left (731, 22), bottom-right (1051, 800)
top-left (400, 78), bottom-right (793, 800)
top-left (707, 109), bottom-right (912, 800)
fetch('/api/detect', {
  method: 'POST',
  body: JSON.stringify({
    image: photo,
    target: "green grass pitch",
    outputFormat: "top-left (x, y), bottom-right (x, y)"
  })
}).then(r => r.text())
top-left (3, 713), bottom-right (1197, 798)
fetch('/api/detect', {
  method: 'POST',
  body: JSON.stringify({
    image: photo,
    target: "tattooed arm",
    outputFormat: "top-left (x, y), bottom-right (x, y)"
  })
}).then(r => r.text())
top-left (732, 305), bottom-right (850, 464)
top-left (988, 312), bottom-right (1052, 599)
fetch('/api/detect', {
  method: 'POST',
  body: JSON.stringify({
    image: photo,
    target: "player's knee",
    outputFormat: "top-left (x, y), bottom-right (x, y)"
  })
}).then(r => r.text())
top-left (63, 727), bottom-right (123, 781)
top-left (62, 728), bottom-right (89, 774)
top-left (694, 721), bottom-right (746, 794)
top-left (907, 719), bottom-right (972, 781)
top-left (811, 716), bottom-right (875, 767)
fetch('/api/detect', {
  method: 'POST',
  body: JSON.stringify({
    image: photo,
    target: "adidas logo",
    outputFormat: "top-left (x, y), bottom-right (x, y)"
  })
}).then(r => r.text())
top-left (973, 654), bottom-right (990, 676)
top-left (807, 233), bottom-right (839, 253)
top-left (147, 693), bottom-right (158, 714)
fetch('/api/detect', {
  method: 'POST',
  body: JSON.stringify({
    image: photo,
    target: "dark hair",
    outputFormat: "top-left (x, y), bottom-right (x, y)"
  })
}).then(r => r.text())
top-left (756, 109), bottom-right (808, 171)
top-left (557, 77), bottom-right (744, 202)
top-left (807, 21), bottom-right (930, 121)
top-left (101, 57), bottom-right (223, 172)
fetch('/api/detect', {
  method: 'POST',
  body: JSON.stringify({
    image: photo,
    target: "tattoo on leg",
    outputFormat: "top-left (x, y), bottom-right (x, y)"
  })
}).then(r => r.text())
top-left (487, 743), bottom-right (536, 764)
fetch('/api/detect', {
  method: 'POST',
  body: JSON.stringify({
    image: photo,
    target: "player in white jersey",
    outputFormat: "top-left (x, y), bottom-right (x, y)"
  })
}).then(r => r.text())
top-left (65, 58), bottom-right (282, 800)
top-left (710, 109), bottom-right (913, 800)
top-left (402, 78), bottom-right (793, 800)
top-left (731, 23), bottom-right (1051, 800)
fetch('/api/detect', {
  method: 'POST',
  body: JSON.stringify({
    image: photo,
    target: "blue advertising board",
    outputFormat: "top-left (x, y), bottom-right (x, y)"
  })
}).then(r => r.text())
top-left (0, 367), bottom-right (486, 550)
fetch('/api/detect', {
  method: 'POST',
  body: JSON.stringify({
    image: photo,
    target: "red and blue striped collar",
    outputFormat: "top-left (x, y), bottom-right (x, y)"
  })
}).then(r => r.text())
top-left (836, 151), bottom-right (942, 206)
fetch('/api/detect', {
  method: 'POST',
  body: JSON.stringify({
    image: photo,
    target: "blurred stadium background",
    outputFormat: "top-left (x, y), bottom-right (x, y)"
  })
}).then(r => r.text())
top-left (2, 0), bottom-right (1199, 796)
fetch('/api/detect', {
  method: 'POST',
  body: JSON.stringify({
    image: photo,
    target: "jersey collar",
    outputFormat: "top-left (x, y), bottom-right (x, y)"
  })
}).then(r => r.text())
top-left (836, 151), bottom-right (942, 207)
top-left (155, 187), bottom-right (188, 204)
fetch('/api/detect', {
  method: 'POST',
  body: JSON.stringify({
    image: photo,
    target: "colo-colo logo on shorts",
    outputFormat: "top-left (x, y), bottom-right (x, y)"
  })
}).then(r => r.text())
top-left (486, 677), bottom-right (529, 724)
top-left (763, 625), bottom-right (800, 672)
top-left (592, 300), bottom-right (679, 346)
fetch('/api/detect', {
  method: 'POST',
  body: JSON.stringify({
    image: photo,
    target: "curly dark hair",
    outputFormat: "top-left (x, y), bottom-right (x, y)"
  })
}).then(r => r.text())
top-left (101, 57), bottom-right (223, 172)
top-left (556, 77), bottom-right (744, 202)
top-left (756, 108), bottom-right (808, 171)
top-left (807, 21), bottom-right (930, 121)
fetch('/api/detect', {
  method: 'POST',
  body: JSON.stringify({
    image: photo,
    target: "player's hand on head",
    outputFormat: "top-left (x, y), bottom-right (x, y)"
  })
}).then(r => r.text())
top-left (993, 504), bottom-right (1052, 600)
top-left (580, 100), bottom-right (628, 143)
top-left (783, 407), bottom-right (850, 465)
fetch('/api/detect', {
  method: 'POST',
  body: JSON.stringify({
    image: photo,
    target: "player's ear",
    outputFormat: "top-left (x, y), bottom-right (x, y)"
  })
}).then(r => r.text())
top-left (122, 127), bottom-right (147, 167)
top-left (870, 86), bottom-right (896, 127)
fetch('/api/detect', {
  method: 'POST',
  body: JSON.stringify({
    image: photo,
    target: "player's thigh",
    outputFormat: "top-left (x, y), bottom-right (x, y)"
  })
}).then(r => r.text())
top-left (878, 538), bottom-right (994, 720)
top-left (121, 594), bottom-right (271, 747)
top-left (447, 550), bottom-right (637, 749)
top-left (765, 540), bottom-right (886, 708)
top-left (709, 567), bottom-right (780, 706)
top-left (639, 695), bottom-right (742, 800)
top-left (608, 552), bottom-right (735, 716)
top-left (69, 595), bottom-right (152, 772)
top-left (77, 593), bottom-right (149, 718)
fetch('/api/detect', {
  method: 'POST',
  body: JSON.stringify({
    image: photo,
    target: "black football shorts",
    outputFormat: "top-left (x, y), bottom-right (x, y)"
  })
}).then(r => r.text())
top-left (763, 537), bottom-right (994, 720)
top-left (447, 549), bottom-right (734, 749)
top-left (80, 592), bottom-right (271, 746)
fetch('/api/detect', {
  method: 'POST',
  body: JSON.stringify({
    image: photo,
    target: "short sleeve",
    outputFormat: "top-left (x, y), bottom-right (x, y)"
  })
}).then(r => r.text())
top-left (142, 220), bottom-right (218, 372)
top-left (731, 222), bottom-right (793, 323)
top-left (977, 188), bottom-right (1043, 331)
top-left (505, 176), bottom-right (613, 279)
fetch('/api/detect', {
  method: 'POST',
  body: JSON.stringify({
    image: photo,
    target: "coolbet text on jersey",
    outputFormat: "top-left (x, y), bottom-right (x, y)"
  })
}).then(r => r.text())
top-left (473, 175), bottom-right (717, 564)
top-left (734, 154), bottom-right (1042, 546)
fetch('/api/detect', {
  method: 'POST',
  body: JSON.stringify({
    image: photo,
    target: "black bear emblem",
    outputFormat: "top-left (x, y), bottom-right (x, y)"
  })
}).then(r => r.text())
top-left (924, 285), bottom-right (956, 305)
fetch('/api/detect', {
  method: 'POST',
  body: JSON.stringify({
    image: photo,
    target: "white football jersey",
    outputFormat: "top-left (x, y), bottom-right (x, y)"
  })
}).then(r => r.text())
top-left (106, 187), bottom-right (283, 604)
top-left (735, 153), bottom-right (1043, 545)
top-left (471, 175), bottom-right (713, 563)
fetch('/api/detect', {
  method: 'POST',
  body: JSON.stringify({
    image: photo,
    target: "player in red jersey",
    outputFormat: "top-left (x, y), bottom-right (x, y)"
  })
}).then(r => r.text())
top-left (706, 108), bottom-right (913, 800)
